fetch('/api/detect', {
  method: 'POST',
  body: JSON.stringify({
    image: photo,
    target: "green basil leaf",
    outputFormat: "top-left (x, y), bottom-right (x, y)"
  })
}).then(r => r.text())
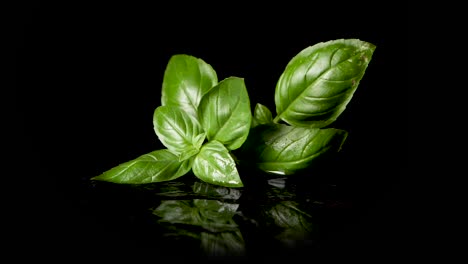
top-left (193, 133), bottom-right (207, 150)
top-left (192, 140), bottom-right (243, 187)
top-left (161, 54), bottom-right (218, 119)
top-left (251, 103), bottom-right (273, 128)
top-left (153, 105), bottom-right (206, 160)
top-left (198, 77), bottom-right (252, 150)
top-left (91, 149), bottom-right (192, 184)
top-left (274, 39), bottom-right (376, 127)
top-left (241, 124), bottom-right (348, 175)
top-left (178, 148), bottom-right (201, 163)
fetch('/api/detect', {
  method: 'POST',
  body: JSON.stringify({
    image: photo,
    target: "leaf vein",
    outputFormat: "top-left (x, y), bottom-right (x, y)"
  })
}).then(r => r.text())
top-left (278, 49), bottom-right (366, 118)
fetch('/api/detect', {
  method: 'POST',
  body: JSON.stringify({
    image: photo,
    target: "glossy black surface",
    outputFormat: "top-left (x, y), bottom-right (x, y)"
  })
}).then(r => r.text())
top-left (16, 2), bottom-right (408, 260)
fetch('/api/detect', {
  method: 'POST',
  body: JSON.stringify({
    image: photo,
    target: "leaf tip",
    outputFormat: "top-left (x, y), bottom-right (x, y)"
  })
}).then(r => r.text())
top-left (227, 179), bottom-right (244, 188)
top-left (335, 129), bottom-right (349, 152)
top-left (90, 175), bottom-right (105, 182)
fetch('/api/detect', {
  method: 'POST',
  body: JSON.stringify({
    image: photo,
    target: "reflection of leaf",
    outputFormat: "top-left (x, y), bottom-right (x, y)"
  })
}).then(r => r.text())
top-left (194, 200), bottom-right (239, 222)
top-left (267, 177), bottom-right (287, 189)
top-left (152, 198), bottom-right (245, 256)
top-left (201, 231), bottom-right (245, 256)
top-left (161, 224), bottom-right (201, 240)
top-left (269, 201), bottom-right (312, 231)
top-left (153, 181), bottom-right (191, 197)
top-left (143, 178), bottom-right (243, 200)
top-left (192, 181), bottom-right (242, 200)
top-left (153, 199), bottom-right (239, 232)
top-left (264, 201), bottom-right (314, 247)
top-left (153, 200), bottom-right (195, 223)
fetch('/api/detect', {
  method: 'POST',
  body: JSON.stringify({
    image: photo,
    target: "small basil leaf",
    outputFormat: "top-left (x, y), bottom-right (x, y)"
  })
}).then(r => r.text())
top-left (198, 77), bottom-right (252, 150)
top-left (153, 105), bottom-right (205, 160)
top-left (193, 132), bottom-right (207, 150)
top-left (178, 148), bottom-right (200, 162)
top-left (192, 140), bottom-right (243, 187)
top-left (274, 39), bottom-right (376, 128)
top-left (91, 149), bottom-right (192, 184)
top-left (179, 132), bottom-right (206, 161)
top-left (251, 103), bottom-right (273, 128)
top-left (241, 124), bottom-right (347, 175)
top-left (162, 54), bottom-right (218, 119)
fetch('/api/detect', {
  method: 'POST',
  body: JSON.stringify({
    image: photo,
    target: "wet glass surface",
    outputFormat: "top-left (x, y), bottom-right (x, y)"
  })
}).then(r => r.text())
top-left (18, 4), bottom-right (408, 260)
top-left (61, 165), bottom-right (373, 260)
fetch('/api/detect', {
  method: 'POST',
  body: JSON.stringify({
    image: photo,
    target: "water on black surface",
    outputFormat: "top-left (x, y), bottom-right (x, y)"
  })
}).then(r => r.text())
top-left (52, 168), bottom-right (369, 259)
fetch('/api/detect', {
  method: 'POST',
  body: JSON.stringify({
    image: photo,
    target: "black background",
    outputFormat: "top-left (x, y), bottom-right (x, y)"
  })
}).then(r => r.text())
top-left (15, 1), bottom-right (409, 261)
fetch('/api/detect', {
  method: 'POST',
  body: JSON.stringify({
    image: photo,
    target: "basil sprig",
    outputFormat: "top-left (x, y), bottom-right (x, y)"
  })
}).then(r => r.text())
top-left (92, 39), bottom-right (375, 187)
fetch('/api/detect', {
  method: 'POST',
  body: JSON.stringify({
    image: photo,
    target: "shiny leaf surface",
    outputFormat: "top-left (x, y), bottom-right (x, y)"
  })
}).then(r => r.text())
top-left (198, 77), bottom-right (252, 150)
top-left (161, 54), bottom-right (218, 119)
top-left (153, 105), bottom-right (205, 160)
top-left (241, 124), bottom-right (347, 175)
top-left (274, 39), bottom-right (375, 127)
top-left (91, 149), bottom-right (192, 183)
top-left (192, 141), bottom-right (243, 187)
top-left (252, 103), bottom-right (273, 128)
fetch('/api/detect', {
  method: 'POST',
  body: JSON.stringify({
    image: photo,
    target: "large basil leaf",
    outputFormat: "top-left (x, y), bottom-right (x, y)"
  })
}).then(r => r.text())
top-left (198, 77), bottom-right (252, 150)
top-left (91, 149), bottom-right (192, 184)
top-left (192, 140), bottom-right (243, 187)
top-left (274, 39), bottom-right (376, 127)
top-left (251, 103), bottom-right (273, 128)
top-left (241, 124), bottom-right (348, 175)
top-left (161, 54), bottom-right (218, 119)
top-left (153, 105), bottom-right (206, 161)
